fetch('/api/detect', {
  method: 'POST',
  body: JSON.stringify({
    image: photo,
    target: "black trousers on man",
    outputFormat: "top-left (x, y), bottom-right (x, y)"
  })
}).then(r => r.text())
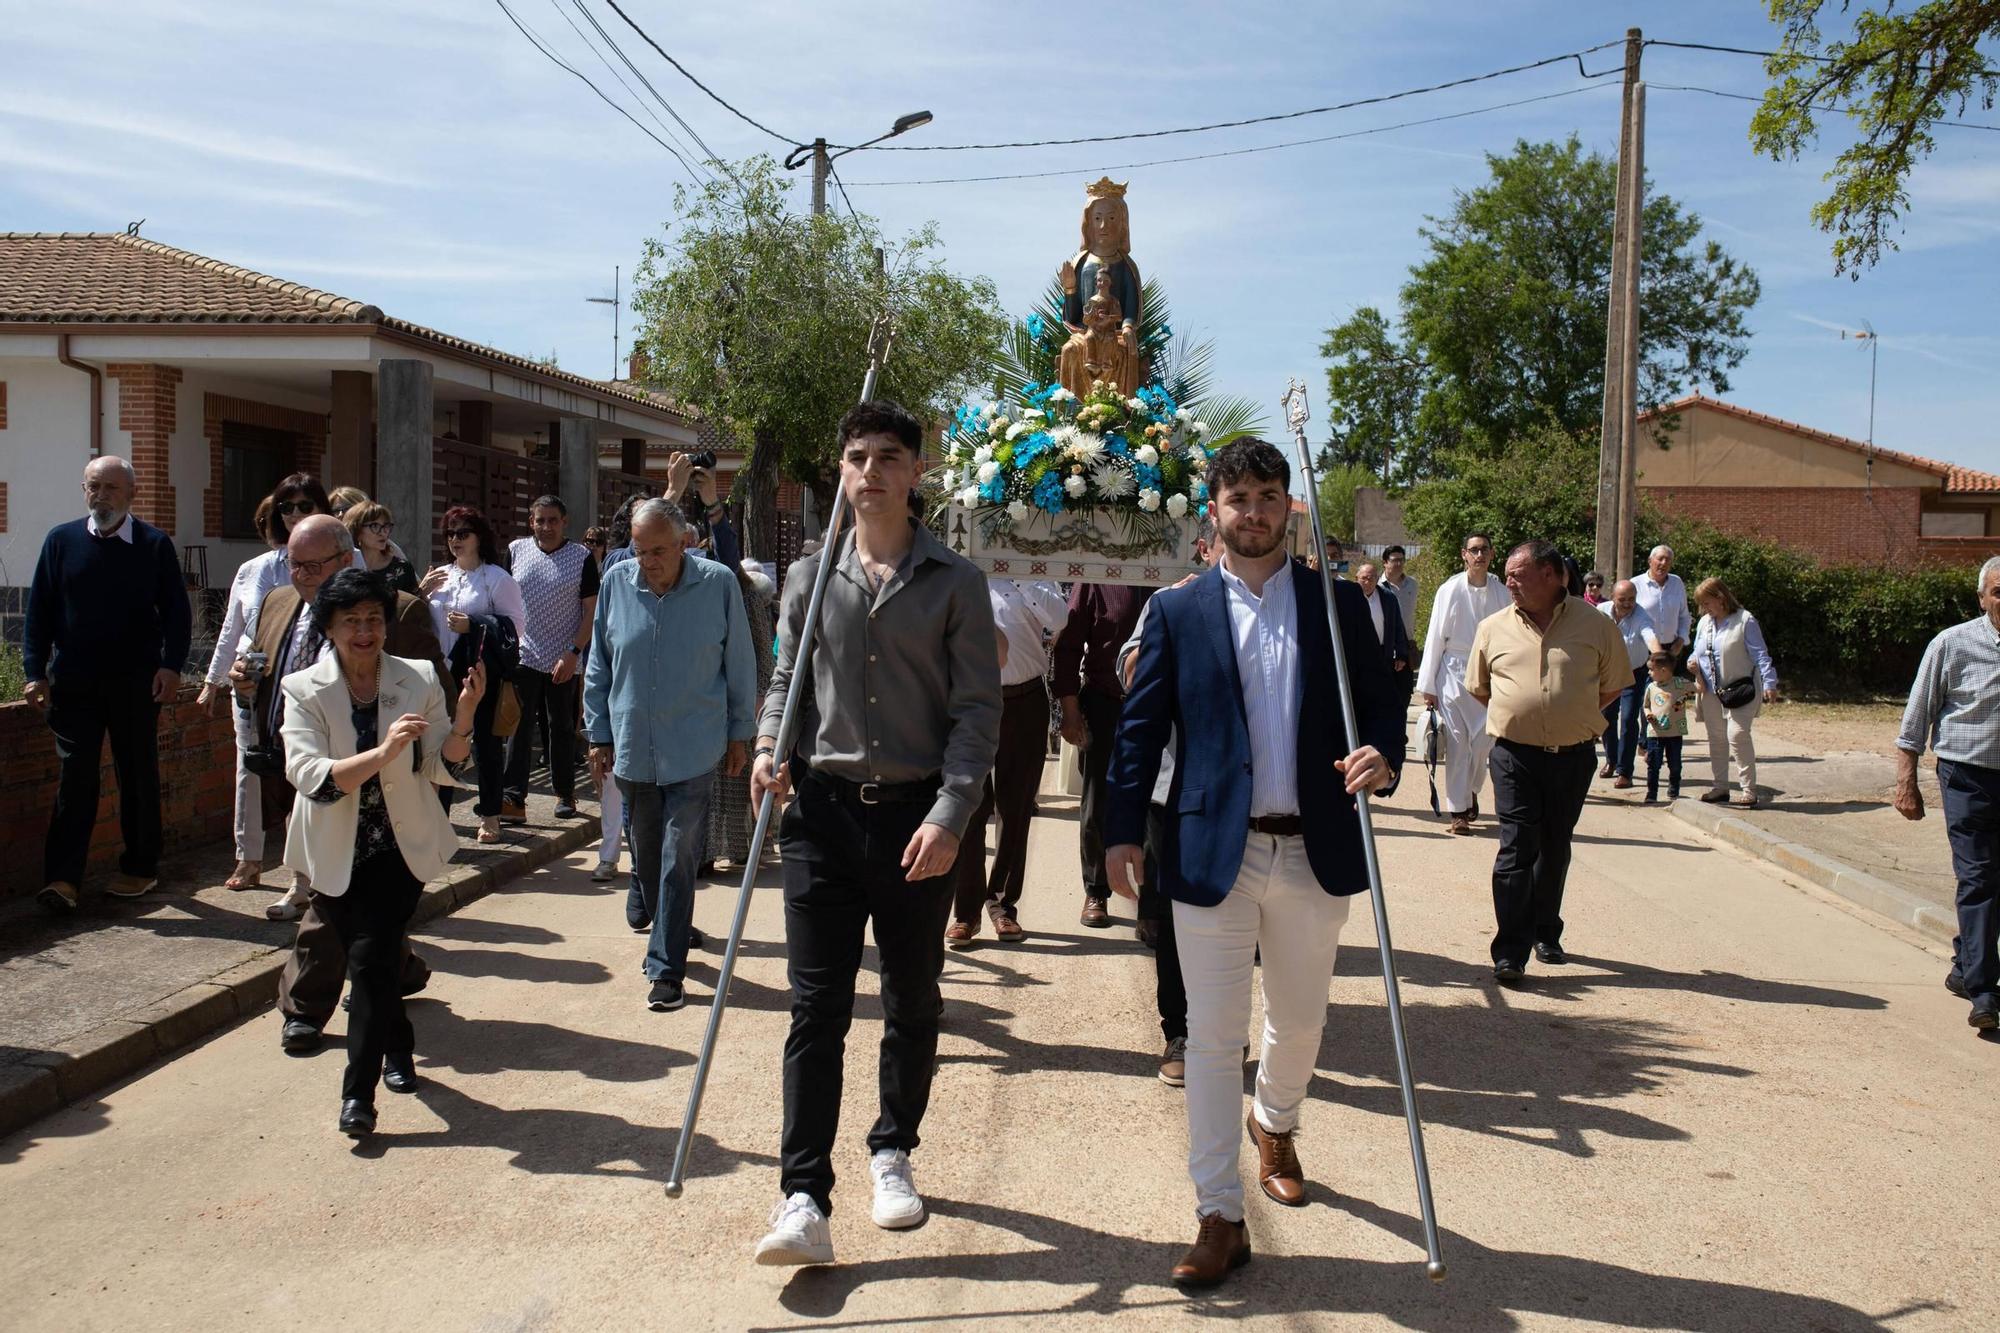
top-left (778, 767), bottom-right (954, 1215)
top-left (44, 671), bottom-right (162, 887)
top-left (1075, 687), bottom-right (1122, 901)
top-left (951, 680), bottom-right (1049, 926)
top-left (1487, 739), bottom-right (1597, 965)
top-left (1140, 802), bottom-right (1187, 1043)
top-left (502, 666), bottom-right (578, 806)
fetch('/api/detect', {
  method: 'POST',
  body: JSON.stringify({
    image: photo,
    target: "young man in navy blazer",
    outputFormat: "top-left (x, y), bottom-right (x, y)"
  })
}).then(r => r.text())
top-left (1103, 439), bottom-right (1405, 1289)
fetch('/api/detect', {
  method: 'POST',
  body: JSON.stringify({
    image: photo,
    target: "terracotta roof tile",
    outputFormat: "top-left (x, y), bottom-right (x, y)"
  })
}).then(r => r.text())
top-left (1641, 393), bottom-right (2000, 497)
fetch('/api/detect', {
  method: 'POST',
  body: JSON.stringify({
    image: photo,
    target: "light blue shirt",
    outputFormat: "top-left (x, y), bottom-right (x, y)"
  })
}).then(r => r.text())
top-left (1219, 558), bottom-right (1300, 818)
top-left (583, 557), bottom-right (756, 785)
top-left (1897, 615), bottom-right (2000, 769)
top-left (1635, 570), bottom-right (1690, 648)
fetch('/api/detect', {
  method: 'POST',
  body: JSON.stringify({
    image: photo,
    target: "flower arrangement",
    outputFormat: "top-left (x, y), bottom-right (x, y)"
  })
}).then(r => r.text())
top-left (938, 379), bottom-right (1212, 527)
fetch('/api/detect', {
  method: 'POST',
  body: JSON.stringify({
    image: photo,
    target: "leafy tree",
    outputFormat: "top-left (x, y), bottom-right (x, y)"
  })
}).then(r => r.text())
top-left (630, 157), bottom-right (1005, 559)
top-left (1751, 0), bottom-right (2000, 274)
top-left (1314, 461), bottom-right (1375, 542)
top-left (1322, 138), bottom-right (1760, 479)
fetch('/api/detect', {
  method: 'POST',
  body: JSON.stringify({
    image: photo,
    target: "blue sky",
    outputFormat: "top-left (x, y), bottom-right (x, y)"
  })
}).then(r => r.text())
top-left (6, 0), bottom-right (1997, 474)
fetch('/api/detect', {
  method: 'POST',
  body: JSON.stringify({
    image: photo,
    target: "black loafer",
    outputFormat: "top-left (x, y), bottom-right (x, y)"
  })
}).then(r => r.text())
top-left (1494, 959), bottom-right (1527, 984)
top-left (1533, 942), bottom-right (1569, 966)
top-left (629, 918), bottom-right (652, 934)
top-left (281, 1019), bottom-right (323, 1054)
top-left (1946, 969), bottom-right (1968, 999)
top-left (383, 1055), bottom-right (419, 1094)
top-left (338, 1099), bottom-right (377, 1137)
top-left (1971, 995), bottom-right (2000, 1031)
top-left (689, 926), bottom-right (704, 949)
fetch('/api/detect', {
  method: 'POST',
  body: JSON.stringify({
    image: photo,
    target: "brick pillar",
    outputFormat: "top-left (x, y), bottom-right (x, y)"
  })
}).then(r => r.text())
top-left (105, 363), bottom-right (183, 532)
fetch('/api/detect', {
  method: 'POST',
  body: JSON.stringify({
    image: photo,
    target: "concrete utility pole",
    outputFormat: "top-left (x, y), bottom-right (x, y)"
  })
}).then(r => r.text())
top-left (1613, 80), bottom-right (1645, 578)
top-left (1594, 28), bottom-right (1643, 580)
top-left (810, 138), bottom-right (829, 217)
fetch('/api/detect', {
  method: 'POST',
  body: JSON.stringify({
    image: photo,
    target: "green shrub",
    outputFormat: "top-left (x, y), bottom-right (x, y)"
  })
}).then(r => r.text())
top-left (0, 640), bottom-right (23, 702)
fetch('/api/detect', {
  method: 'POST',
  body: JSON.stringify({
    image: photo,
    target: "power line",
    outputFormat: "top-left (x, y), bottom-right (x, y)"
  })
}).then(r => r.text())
top-left (541, 0), bottom-right (713, 178)
top-left (834, 39), bottom-right (1626, 153)
top-left (841, 84), bottom-right (1616, 187)
top-left (568, 0), bottom-right (727, 166)
top-left (601, 0), bottom-right (799, 147)
top-left (492, 0), bottom-right (706, 183)
top-left (824, 159), bottom-right (862, 224)
top-left (1646, 36), bottom-right (1998, 79)
top-left (1651, 81), bottom-right (2000, 130)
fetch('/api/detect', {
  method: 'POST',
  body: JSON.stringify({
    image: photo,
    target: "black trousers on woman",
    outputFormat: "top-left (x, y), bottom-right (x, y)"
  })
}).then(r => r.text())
top-left (313, 849), bottom-right (424, 1103)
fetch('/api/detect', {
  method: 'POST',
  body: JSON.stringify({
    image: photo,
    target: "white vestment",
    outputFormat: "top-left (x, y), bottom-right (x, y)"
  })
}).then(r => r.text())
top-left (1415, 570), bottom-right (1512, 813)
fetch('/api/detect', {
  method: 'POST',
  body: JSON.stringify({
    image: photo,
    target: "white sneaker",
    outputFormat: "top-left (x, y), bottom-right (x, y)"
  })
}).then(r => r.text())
top-left (754, 1192), bottom-right (833, 1266)
top-left (869, 1149), bottom-right (925, 1229)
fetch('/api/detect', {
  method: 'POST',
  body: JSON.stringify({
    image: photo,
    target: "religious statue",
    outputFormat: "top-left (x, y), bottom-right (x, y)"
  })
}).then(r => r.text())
top-left (1058, 177), bottom-right (1143, 398)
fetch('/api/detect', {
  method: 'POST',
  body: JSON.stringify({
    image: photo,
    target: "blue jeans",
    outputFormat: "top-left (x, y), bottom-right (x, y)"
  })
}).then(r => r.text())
top-left (1600, 667), bottom-right (1646, 777)
top-left (627, 773), bottom-right (714, 985)
top-left (1938, 760), bottom-right (1999, 998)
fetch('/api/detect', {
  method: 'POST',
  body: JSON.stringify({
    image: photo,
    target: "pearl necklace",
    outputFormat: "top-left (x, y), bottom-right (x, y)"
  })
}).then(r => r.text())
top-left (345, 654), bottom-right (383, 708)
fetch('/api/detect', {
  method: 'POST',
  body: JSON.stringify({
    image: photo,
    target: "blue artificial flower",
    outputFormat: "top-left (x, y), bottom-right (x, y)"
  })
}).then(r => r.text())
top-left (1105, 433), bottom-right (1130, 457)
top-left (1135, 462), bottom-right (1163, 492)
top-left (1192, 479), bottom-right (1209, 503)
top-left (1032, 471), bottom-right (1065, 514)
top-left (1014, 431), bottom-right (1052, 467)
top-left (980, 473), bottom-right (1008, 503)
top-left (1026, 312), bottom-right (1047, 341)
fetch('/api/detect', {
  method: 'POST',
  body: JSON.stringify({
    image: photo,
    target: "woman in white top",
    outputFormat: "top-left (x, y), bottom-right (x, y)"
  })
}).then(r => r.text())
top-left (1690, 576), bottom-right (1780, 807)
top-left (198, 497), bottom-right (287, 889)
top-left (420, 504), bottom-right (526, 842)
top-left (282, 568), bottom-right (483, 1136)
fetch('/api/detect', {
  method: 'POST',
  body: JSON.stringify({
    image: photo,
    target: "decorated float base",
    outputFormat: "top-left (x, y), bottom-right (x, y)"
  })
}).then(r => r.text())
top-left (944, 503), bottom-right (1202, 588)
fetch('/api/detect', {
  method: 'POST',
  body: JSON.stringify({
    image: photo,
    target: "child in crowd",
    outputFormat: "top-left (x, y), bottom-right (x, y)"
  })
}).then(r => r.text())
top-left (1642, 651), bottom-right (1696, 802)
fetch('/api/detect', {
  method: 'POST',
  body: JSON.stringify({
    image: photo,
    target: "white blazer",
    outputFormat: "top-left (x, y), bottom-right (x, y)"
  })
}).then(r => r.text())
top-left (280, 652), bottom-right (465, 897)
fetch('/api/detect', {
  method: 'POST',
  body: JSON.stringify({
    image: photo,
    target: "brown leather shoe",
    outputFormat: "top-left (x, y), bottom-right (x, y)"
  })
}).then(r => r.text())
top-left (1447, 814), bottom-right (1473, 835)
top-left (499, 800), bottom-right (528, 825)
top-left (1247, 1112), bottom-right (1307, 1206)
top-left (1612, 776), bottom-right (1634, 789)
top-left (1079, 896), bottom-right (1109, 928)
top-left (944, 919), bottom-right (977, 949)
top-left (1171, 1213), bottom-right (1250, 1288)
top-left (989, 908), bottom-right (1024, 942)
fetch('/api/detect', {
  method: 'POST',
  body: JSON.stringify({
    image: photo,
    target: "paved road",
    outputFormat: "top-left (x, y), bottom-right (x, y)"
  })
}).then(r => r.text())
top-left (2, 771), bottom-right (1992, 1331)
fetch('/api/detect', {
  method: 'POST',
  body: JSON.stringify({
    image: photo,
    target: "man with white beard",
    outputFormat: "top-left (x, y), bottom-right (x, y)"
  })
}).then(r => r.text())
top-left (1416, 532), bottom-right (1511, 835)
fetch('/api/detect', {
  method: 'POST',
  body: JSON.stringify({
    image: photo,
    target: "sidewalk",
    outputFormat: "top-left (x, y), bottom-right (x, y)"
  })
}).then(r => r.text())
top-left (0, 785), bottom-right (605, 1138)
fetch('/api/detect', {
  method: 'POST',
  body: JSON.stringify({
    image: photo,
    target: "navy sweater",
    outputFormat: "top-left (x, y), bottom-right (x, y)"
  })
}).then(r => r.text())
top-left (24, 516), bottom-right (191, 682)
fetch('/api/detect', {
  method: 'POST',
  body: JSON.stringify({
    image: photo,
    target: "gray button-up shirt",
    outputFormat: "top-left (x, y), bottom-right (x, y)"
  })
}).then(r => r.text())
top-left (761, 522), bottom-right (1002, 836)
top-left (1897, 615), bottom-right (2000, 769)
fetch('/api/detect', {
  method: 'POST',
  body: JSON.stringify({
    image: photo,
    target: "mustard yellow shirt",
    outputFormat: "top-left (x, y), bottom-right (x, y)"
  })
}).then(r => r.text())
top-left (1466, 595), bottom-right (1631, 747)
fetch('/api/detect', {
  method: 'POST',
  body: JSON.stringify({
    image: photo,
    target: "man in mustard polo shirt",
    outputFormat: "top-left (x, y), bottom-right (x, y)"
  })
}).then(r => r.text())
top-left (1466, 539), bottom-right (1630, 983)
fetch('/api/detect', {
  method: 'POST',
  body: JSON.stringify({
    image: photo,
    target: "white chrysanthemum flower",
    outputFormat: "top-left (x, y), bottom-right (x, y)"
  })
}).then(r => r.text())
top-left (1127, 397), bottom-right (1145, 413)
top-left (1006, 499), bottom-right (1029, 522)
top-left (976, 461), bottom-right (1000, 484)
top-left (1090, 461), bottom-right (1135, 500)
top-left (980, 402), bottom-right (997, 420)
top-left (1174, 408), bottom-right (1191, 422)
top-left (1166, 493), bottom-right (1189, 518)
top-left (957, 486), bottom-right (980, 507)
top-left (973, 444), bottom-right (994, 465)
top-left (1189, 450), bottom-right (1208, 472)
top-left (1137, 488), bottom-right (1162, 512)
top-left (1006, 422), bottom-right (1031, 441)
top-left (1191, 420), bottom-right (1209, 436)
top-left (1022, 407), bottom-right (1045, 420)
top-left (1064, 432), bottom-right (1106, 464)
top-left (1135, 444), bottom-right (1159, 466)
top-left (988, 416), bottom-right (1009, 436)
top-left (1064, 474), bottom-right (1087, 498)
top-left (1050, 386), bottom-right (1075, 401)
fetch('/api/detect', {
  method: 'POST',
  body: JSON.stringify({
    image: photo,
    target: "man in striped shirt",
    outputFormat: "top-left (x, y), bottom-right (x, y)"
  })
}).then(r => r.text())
top-left (1895, 555), bottom-right (2000, 1032)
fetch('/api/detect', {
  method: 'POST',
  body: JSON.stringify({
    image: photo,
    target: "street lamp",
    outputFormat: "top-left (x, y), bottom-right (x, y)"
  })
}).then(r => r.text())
top-left (784, 111), bottom-right (934, 216)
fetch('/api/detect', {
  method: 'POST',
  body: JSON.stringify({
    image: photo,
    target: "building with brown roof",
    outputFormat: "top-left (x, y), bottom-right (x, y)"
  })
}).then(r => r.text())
top-left (0, 230), bottom-right (705, 636)
top-left (1636, 394), bottom-right (2000, 566)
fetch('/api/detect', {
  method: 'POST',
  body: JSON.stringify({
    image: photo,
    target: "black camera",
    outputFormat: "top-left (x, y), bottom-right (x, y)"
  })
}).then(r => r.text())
top-left (688, 449), bottom-right (718, 472)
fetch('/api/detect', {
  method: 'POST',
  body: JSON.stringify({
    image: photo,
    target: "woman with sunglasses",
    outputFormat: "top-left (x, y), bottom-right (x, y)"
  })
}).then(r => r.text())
top-left (344, 500), bottom-right (418, 595)
top-left (421, 505), bottom-right (525, 842)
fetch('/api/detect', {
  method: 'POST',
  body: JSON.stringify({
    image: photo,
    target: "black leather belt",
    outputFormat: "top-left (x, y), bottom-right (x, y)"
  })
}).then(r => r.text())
top-left (1497, 737), bottom-right (1598, 755)
top-left (809, 768), bottom-right (941, 807)
top-left (1002, 679), bottom-right (1045, 699)
top-left (1248, 814), bottom-right (1304, 837)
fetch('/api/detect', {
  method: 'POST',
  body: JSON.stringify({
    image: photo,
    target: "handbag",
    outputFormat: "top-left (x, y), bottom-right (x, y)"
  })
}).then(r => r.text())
top-left (1716, 676), bottom-right (1758, 709)
top-left (492, 679), bottom-right (522, 738)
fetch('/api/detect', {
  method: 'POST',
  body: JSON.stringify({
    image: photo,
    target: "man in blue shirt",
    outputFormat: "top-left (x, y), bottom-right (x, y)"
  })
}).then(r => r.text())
top-left (584, 498), bottom-right (756, 1013)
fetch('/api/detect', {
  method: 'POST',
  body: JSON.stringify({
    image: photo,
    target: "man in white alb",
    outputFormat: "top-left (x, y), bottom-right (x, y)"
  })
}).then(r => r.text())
top-left (1416, 532), bottom-right (1512, 834)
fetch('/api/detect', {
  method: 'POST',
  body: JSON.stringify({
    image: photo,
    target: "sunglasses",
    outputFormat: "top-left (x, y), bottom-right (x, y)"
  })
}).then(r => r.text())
top-left (446, 529), bottom-right (476, 540)
top-left (276, 500), bottom-right (317, 516)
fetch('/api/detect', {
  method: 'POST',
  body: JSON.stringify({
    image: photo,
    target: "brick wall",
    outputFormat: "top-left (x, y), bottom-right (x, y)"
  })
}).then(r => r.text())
top-left (0, 379), bottom-right (8, 428)
top-left (0, 687), bottom-right (236, 901)
top-left (1644, 485), bottom-right (1933, 565)
top-left (201, 393), bottom-right (331, 538)
top-left (0, 482), bottom-right (8, 536)
top-left (105, 363), bottom-right (182, 532)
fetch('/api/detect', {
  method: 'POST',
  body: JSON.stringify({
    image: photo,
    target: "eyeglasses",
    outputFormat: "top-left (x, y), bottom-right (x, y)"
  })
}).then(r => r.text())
top-left (446, 529), bottom-right (476, 540)
top-left (1464, 545), bottom-right (1491, 555)
top-left (363, 521), bottom-right (393, 535)
top-left (291, 556), bottom-right (337, 576)
top-left (276, 501), bottom-right (317, 516)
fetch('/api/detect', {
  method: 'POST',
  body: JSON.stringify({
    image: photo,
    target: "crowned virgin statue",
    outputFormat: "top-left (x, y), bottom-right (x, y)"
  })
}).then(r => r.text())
top-left (1058, 177), bottom-right (1143, 398)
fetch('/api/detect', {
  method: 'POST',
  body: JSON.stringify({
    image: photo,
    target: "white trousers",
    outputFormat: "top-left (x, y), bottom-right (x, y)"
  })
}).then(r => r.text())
top-left (1435, 653), bottom-right (1494, 814)
top-left (1174, 833), bottom-right (1351, 1222)
top-left (1697, 692), bottom-right (1759, 797)
top-left (598, 774), bottom-right (624, 866)
top-left (231, 703), bottom-right (263, 862)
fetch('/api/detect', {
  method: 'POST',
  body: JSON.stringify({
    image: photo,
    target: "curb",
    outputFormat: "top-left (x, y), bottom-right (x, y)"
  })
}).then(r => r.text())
top-left (0, 819), bottom-right (600, 1142)
top-left (1668, 798), bottom-right (1956, 947)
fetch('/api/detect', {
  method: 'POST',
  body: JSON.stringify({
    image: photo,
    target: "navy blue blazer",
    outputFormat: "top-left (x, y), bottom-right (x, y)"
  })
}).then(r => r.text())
top-left (1103, 560), bottom-right (1407, 906)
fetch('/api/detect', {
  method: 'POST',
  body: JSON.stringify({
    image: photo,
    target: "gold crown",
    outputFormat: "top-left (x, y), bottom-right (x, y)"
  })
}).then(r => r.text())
top-left (1084, 176), bottom-right (1128, 200)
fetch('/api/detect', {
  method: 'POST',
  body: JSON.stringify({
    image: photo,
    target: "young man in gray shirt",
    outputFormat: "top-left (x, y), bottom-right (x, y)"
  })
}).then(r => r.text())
top-left (749, 400), bottom-right (1002, 1266)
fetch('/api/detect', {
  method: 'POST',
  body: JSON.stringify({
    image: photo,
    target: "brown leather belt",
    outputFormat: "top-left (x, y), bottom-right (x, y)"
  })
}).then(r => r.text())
top-left (1248, 814), bottom-right (1303, 837)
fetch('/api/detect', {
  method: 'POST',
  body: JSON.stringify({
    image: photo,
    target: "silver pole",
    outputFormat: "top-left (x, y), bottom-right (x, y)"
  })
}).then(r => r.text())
top-left (665, 314), bottom-right (896, 1199)
top-left (1283, 378), bottom-right (1445, 1280)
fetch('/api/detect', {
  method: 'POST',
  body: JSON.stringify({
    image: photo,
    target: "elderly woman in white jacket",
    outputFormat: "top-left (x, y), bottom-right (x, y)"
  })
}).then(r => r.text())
top-left (1690, 576), bottom-right (1780, 808)
top-left (282, 568), bottom-right (484, 1138)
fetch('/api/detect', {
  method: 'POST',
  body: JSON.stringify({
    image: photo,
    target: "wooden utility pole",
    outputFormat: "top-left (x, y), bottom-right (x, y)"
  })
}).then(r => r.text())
top-left (1613, 81), bottom-right (1646, 578)
top-left (1594, 28), bottom-right (1643, 581)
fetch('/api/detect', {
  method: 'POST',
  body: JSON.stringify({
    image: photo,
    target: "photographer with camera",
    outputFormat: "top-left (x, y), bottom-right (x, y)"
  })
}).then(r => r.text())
top-left (607, 450), bottom-right (738, 573)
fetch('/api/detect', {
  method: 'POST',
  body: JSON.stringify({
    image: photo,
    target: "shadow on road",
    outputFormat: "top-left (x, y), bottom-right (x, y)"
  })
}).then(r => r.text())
top-left (422, 942), bottom-right (613, 986)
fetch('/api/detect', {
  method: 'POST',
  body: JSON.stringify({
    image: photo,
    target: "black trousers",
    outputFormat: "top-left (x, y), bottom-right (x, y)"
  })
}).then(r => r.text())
top-left (1075, 687), bottom-right (1122, 899)
top-left (450, 668), bottom-right (506, 818)
top-left (277, 898), bottom-right (431, 1027)
top-left (951, 681), bottom-right (1049, 924)
top-left (312, 849), bottom-right (424, 1104)
top-left (44, 673), bottom-right (162, 887)
top-left (778, 771), bottom-right (954, 1215)
top-left (502, 666), bottom-right (579, 805)
top-left (1488, 739), bottom-right (1597, 965)
top-left (1139, 802), bottom-right (1187, 1043)
top-left (1940, 760), bottom-right (2000, 998)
